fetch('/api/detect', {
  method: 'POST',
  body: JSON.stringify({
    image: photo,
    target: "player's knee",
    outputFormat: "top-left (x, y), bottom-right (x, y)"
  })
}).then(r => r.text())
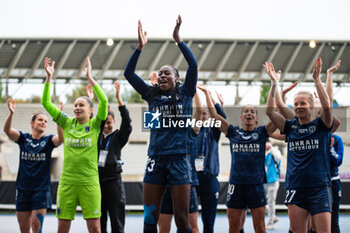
top-left (87, 223), bottom-right (100, 233)
top-left (18, 223), bottom-right (30, 233)
top-left (32, 213), bottom-right (44, 233)
top-left (144, 204), bottom-right (157, 225)
top-left (158, 220), bottom-right (171, 233)
top-left (252, 220), bottom-right (265, 230)
top-left (228, 221), bottom-right (240, 232)
top-left (174, 213), bottom-right (189, 229)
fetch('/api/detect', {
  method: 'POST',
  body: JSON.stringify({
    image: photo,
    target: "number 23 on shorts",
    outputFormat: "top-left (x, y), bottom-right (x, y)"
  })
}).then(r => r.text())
top-left (146, 157), bottom-right (155, 172)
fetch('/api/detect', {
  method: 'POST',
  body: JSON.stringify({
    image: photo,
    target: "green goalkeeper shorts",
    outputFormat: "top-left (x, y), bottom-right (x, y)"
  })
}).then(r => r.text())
top-left (56, 183), bottom-right (101, 220)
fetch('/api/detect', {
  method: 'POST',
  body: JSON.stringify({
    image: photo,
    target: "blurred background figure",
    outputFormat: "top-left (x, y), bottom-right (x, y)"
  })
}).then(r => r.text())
top-left (264, 139), bottom-right (281, 230)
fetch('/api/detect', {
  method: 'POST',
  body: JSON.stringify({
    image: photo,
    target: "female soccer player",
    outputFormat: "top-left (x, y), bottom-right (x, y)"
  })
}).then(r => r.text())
top-left (124, 15), bottom-right (198, 233)
top-left (265, 58), bottom-right (333, 233)
top-left (41, 57), bottom-right (108, 233)
top-left (158, 91), bottom-right (201, 233)
top-left (4, 99), bottom-right (63, 233)
top-left (197, 84), bottom-right (276, 233)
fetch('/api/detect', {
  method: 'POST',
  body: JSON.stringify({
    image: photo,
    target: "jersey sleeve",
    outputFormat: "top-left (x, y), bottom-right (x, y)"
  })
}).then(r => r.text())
top-left (124, 49), bottom-right (151, 99)
top-left (226, 124), bottom-right (239, 138)
top-left (259, 125), bottom-right (269, 139)
top-left (15, 131), bottom-right (25, 144)
top-left (54, 112), bottom-right (73, 130)
top-left (94, 84), bottom-right (108, 122)
top-left (213, 103), bottom-right (226, 141)
top-left (47, 134), bottom-right (56, 149)
top-left (42, 82), bottom-right (70, 129)
top-left (316, 116), bottom-right (332, 132)
top-left (179, 42), bottom-right (198, 97)
top-left (281, 118), bottom-right (294, 135)
top-left (215, 103), bottom-right (227, 119)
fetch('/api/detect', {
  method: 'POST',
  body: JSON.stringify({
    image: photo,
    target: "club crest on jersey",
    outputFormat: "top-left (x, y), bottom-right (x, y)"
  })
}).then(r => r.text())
top-left (309, 126), bottom-right (316, 133)
top-left (84, 126), bottom-right (90, 132)
top-left (40, 141), bottom-right (46, 147)
top-left (252, 133), bottom-right (258, 140)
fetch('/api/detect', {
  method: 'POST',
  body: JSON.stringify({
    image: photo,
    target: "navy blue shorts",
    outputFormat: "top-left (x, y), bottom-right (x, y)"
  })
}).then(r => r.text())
top-left (284, 186), bottom-right (332, 215)
top-left (16, 189), bottom-right (52, 211)
top-left (226, 184), bottom-right (266, 209)
top-left (143, 154), bottom-right (192, 185)
top-left (160, 185), bottom-right (198, 214)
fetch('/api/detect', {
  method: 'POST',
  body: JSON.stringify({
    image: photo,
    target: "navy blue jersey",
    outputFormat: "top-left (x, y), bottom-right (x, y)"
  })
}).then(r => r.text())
top-left (189, 129), bottom-right (199, 186)
top-left (197, 104), bottom-right (225, 181)
top-left (144, 85), bottom-right (194, 155)
top-left (283, 117), bottom-right (331, 189)
top-left (226, 125), bottom-right (268, 184)
top-left (15, 131), bottom-right (55, 191)
top-left (329, 134), bottom-right (344, 179)
top-left (124, 41), bottom-right (197, 156)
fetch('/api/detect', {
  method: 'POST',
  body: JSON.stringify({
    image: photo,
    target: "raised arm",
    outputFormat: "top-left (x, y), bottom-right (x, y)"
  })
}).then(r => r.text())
top-left (266, 67), bottom-right (295, 119)
top-left (211, 91), bottom-right (226, 140)
top-left (150, 72), bottom-right (157, 85)
top-left (197, 84), bottom-right (229, 135)
top-left (327, 61), bottom-right (341, 132)
top-left (85, 57), bottom-right (108, 121)
top-left (215, 90), bottom-right (224, 107)
top-left (174, 15), bottom-right (198, 96)
top-left (112, 81), bottom-right (131, 146)
top-left (41, 57), bottom-right (61, 120)
top-left (313, 58), bottom-right (332, 128)
top-left (326, 60), bottom-right (341, 104)
top-left (264, 62), bottom-right (286, 132)
top-left (279, 81), bottom-right (298, 119)
top-left (281, 82), bottom-right (298, 104)
top-left (52, 102), bottom-right (64, 147)
top-left (3, 98), bottom-right (20, 141)
top-left (114, 81), bottom-right (124, 106)
top-left (86, 84), bottom-right (94, 101)
top-left (192, 90), bottom-right (203, 134)
top-left (212, 91), bottom-right (227, 119)
top-left (123, 20), bottom-right (150, 95)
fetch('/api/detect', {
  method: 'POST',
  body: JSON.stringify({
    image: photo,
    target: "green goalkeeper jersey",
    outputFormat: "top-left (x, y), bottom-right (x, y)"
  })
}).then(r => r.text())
top-left (42, 83), bottom-right (108, 185)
